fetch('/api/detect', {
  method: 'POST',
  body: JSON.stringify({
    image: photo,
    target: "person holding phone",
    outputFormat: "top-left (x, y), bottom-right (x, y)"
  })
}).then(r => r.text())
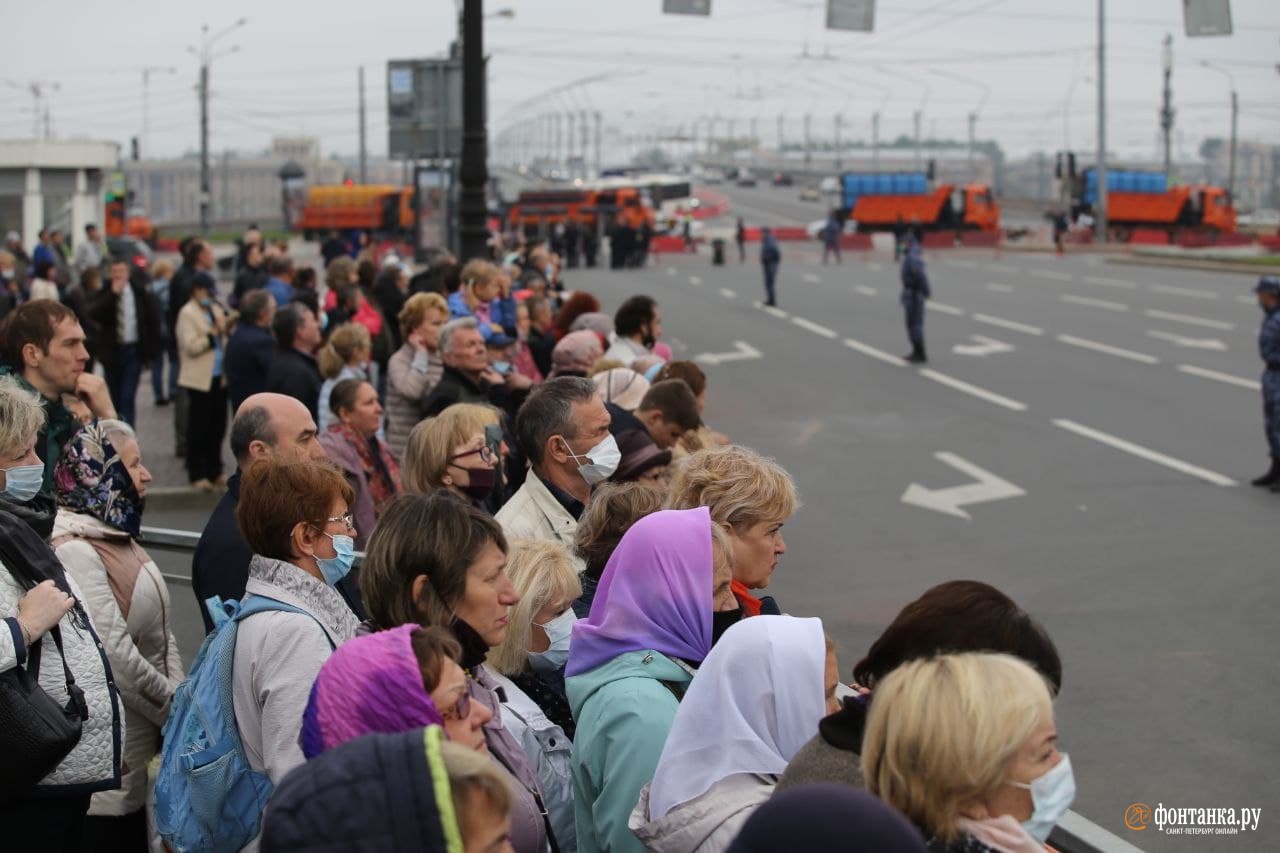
top-left (0, 300), bottom-right (117, 492)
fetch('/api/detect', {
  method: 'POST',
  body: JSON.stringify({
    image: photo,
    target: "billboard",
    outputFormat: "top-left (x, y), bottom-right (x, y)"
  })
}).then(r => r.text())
top-left (387, 58), bottom-right (464, 160)
top-left (826, 0), bottom-right (875, 32)
top-left (1183, 0), bottom-right (1232, 36)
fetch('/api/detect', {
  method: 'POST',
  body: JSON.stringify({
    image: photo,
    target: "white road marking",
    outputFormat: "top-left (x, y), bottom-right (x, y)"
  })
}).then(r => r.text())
top-left (688, 275), bottom-right (702, 286)
top-left (928, 301), bottom-right (966, 316)
top-left (1061, 293), bottom-right (1130, 312)
top-left (867, 262), bottom-right (883, 272)
top-left (803, 273), bottom-right (821, 283)
top-left (842, 337), bottom-right (906, 367)
top-left (1149, 283), bottom-right (1218, 300)
top-left (1056, 334), bottom-right (1159, 364)
top-left (854, 285), bottom-right (878, 296)
top-left (953, 335), bottom-right (1015, 357)
top-left (718, 288), bottom-right (738, 299)
top-left (1143, 309), bottom-right (1234, 331)
top-left (988, 263), bottom-right (1019, 274)
top-left (754, 302), bottom-right (790, 319)
top-left (695, 341), bottom-right (762, 365)
top-left (1032, 269), bottom-right (1073, 281)
top-left (665, 267), bottom-right (677, 276)
top-left (1146, 330), bottom-right (1227, 351)
top-left (1053, 419), bottom-right (1237, 487)
top-left (949, 259), bottom-right (978, 269)
top-left (986, 282), bottom-right (1014, 293)
top-left (1176, 364), bottom-right (1261, 391)
top-left (1238, 295), bottom-right (1258, 306)
top-left (901, 451), bottom-right (1026, 520)
top-left (1084, 275), bottom-right (1137, 289)
top-left (792, 316), bottom-right (839, 339)
top-left (918, 369), bottom-right (1028, 412)
top-left (972, 313), bottom-right (1044, 336)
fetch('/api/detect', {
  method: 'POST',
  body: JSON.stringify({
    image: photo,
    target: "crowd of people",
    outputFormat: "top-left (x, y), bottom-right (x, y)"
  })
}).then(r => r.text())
top-left (0, 224), bottom-right (1075, 853)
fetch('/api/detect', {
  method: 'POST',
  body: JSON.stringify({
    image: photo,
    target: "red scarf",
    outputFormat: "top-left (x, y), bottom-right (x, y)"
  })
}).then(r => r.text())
top-left (328, 422), bottom-right (401, 516)
top-left (731, 579), bottom-right (763, 617)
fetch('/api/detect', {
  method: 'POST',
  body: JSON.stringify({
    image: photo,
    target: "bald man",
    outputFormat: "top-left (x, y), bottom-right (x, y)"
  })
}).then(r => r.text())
top-left (191, 392), bottom-right (365, 632)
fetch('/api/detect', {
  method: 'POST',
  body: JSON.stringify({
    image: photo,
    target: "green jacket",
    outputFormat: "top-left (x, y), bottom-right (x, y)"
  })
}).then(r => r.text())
top-left (567, 650), bottom-right (693, 853)
top-left (0, 366), bottom-right (80, 492)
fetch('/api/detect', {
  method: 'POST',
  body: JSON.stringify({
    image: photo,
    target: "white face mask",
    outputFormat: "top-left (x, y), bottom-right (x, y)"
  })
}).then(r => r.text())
top-left (561, 434), bottom-right (620, 486)
top-left (529, 607), bottom-right (577, 674)
top-left (1010, 753), bottom-right (1076, 842)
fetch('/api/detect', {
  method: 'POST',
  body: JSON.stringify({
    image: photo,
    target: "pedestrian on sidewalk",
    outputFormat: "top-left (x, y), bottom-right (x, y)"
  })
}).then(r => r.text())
top-left (760, 227), bottom-right (781, 308)
top-left (736, 217), bottom-right (747, 263)
top-left (821, 213), bottom-right (842, 265)
top-left (148, 259), bottom-right (179, 406)
top-left (899, 237), bottom-right (931, 364)
top-left (88, 259), bottom-right (161, 426)
top-left (71, 223), bottom-right (106, 279)
top-left (224, 290), bottom-right (277, 414)
top-left (176, 273), bottom-right (228, 490)
top-left (265, 301), bottom-right (325, 423)
top-left (1251, 276), bottom-right (1280, 490)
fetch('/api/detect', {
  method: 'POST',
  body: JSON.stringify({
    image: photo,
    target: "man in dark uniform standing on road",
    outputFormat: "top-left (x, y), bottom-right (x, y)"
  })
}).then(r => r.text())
top-left (900, 236), bottom-right (931, 364)
top-left (1251, 276), bottom-right (1280, 489)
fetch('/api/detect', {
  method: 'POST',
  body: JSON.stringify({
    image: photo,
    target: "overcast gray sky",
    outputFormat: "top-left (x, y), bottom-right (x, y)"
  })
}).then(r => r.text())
top-left (5, 0), bottom-right (1277, 163)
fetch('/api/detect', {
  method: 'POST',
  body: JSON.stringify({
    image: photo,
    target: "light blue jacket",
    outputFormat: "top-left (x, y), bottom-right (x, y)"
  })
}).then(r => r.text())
top-left (567, 650), bottom-right (693, 853)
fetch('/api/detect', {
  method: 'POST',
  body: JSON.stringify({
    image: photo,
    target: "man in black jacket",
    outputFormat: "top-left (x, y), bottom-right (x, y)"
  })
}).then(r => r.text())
top-left (223, 289), bottom-right (277, 413)
top-left (264, 300), bottom-right (324, 422)
top-left (422, 317), bottom-right (530, 419)
top-left (87, 258), bottom-right (161, 425)
top-left (192, 392), bottom-right (363, 631)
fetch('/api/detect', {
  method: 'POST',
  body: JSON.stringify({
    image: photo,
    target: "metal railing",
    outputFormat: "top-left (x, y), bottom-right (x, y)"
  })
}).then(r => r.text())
top-left (137, 526), bottom-right (1140, 853)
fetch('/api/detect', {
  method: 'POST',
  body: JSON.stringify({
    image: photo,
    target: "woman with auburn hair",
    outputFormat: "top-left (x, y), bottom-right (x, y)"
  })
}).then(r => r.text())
top-left (861, 653), bottom-right (1074, 852)
top-left (665, 445), bottom-right (799, 617)
top-left (550, 291), bottom-right (601, 341)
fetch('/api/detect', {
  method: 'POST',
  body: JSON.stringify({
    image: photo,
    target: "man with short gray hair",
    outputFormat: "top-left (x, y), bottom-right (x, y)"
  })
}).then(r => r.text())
top-left (496, 376), bottom-right (614, 551)
top-left (191, 392), bottom-right (364, 631)
top-left (422, 316), bottom-right (531, 418)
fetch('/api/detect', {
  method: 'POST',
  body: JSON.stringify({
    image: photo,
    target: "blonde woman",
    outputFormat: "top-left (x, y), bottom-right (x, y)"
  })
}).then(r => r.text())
top-left (486, 538), bottom-right (581, 850)
top-left (402, 403), bottom-right (503, 508)
top-left (317, 322), bottom-right (371, 431)
top-left (862, 653), bottom-right (1075, 852)
top-left (385, 292), bottom-right (448, 461)
top-left (666, 445), bottom-right (799, 618)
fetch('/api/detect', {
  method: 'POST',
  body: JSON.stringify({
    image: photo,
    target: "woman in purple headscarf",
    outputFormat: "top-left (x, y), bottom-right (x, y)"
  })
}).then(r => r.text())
top-left (565, 506), bottom-right (742, 853)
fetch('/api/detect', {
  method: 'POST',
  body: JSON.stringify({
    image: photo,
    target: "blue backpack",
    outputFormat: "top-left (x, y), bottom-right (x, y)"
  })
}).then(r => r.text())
top-left (154, 594), bottom-right (324, 853)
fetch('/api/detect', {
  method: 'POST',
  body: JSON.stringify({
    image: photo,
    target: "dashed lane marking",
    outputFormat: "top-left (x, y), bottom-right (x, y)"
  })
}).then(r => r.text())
top-left (665, 267), bottom-right (677, 276)
top-left (688, 275), bottom-right (702, 286)
top-left (854, 285), bottom-right (878, 296)
top-left (803, 273), bottom-right (821, 283)
top-left (918, 369), bottom-right (1029, 412)
top-left (1084, 275), bottom-right (1137, 289)
top-left (1056, 334), bottom-right (1159, 364)
top-left (972, 314), bottom-right (1045, 336)
top-left (1061, 294), bottom-right (1130, 312)
top-left (754, 302), bottom-right (790, 319)
top-left (948, 259), bottom-right (978, 269)
top-left (929, 301), bottom-right (966, 316)
top-left (988, 263), bottom-right (1019, 274)
top-left (842, 337), bottom-right (907, 367)
top-left (1177, 364), bottom-right (1261, 391)
top-left (1149, 283), bottom-right (1218, 300)
top-left (1053, 419), bottom-right (1236, 487)
top-left (718, 288), bottom-right (737, 299)
top-left (1143, 309), bottom-right (1234, 331)
top-left (792, 317), bottom-right (839, 339)
top-left (986, 282), bottom-right (1013, 293)
top-left (1031, 269), bottom-right (1073, 281)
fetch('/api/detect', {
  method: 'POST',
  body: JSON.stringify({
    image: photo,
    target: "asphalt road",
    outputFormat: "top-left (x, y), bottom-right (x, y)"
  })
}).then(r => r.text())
top-left (140, 186), bottom-right (1274, 850)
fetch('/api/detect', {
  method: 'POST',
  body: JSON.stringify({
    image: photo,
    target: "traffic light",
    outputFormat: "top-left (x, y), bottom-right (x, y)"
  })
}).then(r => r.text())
top-left (926, 159), bottom-right (936, 181)
top-left (130, 136), bottom-right (140, 161)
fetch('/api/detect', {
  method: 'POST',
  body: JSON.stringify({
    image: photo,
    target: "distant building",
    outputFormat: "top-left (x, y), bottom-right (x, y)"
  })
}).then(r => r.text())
top-left (0, 138), bottom-right (118, 250)
top-left (1204, 140), bottom-right (1279, 212)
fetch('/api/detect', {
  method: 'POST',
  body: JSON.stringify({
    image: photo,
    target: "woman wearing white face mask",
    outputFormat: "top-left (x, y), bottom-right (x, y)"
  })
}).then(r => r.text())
top-left (862, 652), bottom-right (1075, 853)
top-left (487, 538), bottom-right (580, 853)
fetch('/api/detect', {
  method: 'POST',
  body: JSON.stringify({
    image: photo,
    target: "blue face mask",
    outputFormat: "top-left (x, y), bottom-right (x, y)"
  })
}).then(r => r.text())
top-left (2, 463), bottom-right (45, 504)
top-left (315, 532), bottom-right (356, 586)
top-left (1011, 753), bottom-right (1076, 842)
top-left (529, 607), bottom-right (577, 674)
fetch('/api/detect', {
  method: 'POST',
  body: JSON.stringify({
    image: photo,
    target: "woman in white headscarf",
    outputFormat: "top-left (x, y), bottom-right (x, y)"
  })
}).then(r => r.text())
top-left (629, 614), bottom-right (837, 853)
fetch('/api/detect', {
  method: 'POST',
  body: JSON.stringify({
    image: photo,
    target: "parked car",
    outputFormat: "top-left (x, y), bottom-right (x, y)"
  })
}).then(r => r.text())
top-left (702, 168), bottom-right (726, 185)
top-left (798, 185), bottom-right (821, 202)
top-left (773, 172), bottom-right (794, 186)
top-left (735, 169), bottom-right (757, 187)
top-left (105, 236), bottom-right (153, 275)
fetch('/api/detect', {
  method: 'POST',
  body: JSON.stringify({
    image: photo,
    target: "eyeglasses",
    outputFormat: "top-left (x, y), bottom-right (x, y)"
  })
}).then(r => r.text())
top-left (318, 512), bottom-right (355, 529)
top-left (450, 445), bottom-right (497, 465)
top-left (439, 690), bottom-right (472, 723)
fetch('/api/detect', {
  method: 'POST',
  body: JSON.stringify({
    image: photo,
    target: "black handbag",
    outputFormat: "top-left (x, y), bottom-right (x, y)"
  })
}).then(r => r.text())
top-left (0, 625), bottom-right (88, 798)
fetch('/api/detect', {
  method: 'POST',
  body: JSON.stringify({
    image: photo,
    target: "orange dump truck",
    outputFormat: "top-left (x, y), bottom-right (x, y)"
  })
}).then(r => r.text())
top-left (295, 184), bottom-right (414, 238)
top-left (1073, 168), bottom-right (1236, 238)
top-left (840, 171), bottom-right (1000, 233)
top-left (506, 183), bottom-right (656, 238)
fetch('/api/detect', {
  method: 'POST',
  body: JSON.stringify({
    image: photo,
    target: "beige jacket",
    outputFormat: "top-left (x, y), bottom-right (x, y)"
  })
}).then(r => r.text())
top-left (384, 342), bottom-right (443, 462)
top-left (176, 299), bottom-right (228, 392)
top-left (495, 473), bottom-right (580, 558)
top-left (53, 510), bottom-right (182, 816)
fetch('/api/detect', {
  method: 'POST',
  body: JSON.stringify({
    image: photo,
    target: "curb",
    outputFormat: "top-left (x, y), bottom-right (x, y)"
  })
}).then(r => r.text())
top-left (143, 487), bottom-right (223, 512)
top-left (1106, 256), bottom-right (1280, 276)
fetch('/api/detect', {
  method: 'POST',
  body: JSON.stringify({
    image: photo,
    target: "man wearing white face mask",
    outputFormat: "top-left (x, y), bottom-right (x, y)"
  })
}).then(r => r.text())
top-left (497, 377), bottom-right (615, 559)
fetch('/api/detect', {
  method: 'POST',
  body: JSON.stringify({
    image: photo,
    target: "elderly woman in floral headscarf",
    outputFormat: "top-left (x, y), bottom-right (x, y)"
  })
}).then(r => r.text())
top-left (51, 419), bottom-right (182, 849)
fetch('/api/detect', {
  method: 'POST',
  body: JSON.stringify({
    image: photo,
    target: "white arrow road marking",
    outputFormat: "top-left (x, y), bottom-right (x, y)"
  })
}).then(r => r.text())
top-left (1084, 275), bottom-right (1137, 289)
top-left (1143, 309), bottom-right (1234, 331)
top-left (792, 317), bottom-right (839, 339)
top-left (854, 285), bottom-right (878, 296)
top-left (843, 337), bottom-right (907, 366)
top-left (1177, 364), bottom-right (1261, 391)
top-left (688, 275), bottom-right (702, 286)
top-left (1061, 294), bottom-right (1129, 311)
top-left (1149, 283), bottom-right (1218, 299)
top-left (1146, 330), bottom-right (1227, 351)
top-left (1032, 269), bottom-right (1073, 281)
top-left (973, 314), bottom-right (1044, 336)
top-left (695, 340), bottom-right (762, 365)
top-left (953, 335), bottom-right (1015, 357)
top-left (901, 451), bottom-right (1027, 520)
top-left (986, 282), bottom-right (1013, 293)
top-left (803, 273), bottom-right (821, 283)
top-left (719, 288), bottom-right (737, 299)
top-left (918, 369), bottom-right (1028, 411)
top-left (1057, 334), bottom-right (1159, 364)
top-left (1053, 419), bottom-right (1237, 486)
top-left (928, 301), bottom-right (966, 316)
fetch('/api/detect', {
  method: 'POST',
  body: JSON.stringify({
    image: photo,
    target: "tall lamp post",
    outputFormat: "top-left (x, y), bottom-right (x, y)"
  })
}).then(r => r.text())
top-left (188, 18), bottom-right (245, 235)
top-left (1200, 60), bottom-right (1237, 202)
top-left (458, 0), bottom-right (503, 260)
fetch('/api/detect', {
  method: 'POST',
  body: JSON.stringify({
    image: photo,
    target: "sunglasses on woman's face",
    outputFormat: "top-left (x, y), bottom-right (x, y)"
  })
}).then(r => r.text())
top-left (439, 690), bottom-right (472, 722)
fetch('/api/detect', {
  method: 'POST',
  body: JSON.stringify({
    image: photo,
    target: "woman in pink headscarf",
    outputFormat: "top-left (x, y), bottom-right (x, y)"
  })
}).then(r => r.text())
top-left (549, 329), bottom-right (604, 378)
top-left (565, 507), bottom-right (743, 853)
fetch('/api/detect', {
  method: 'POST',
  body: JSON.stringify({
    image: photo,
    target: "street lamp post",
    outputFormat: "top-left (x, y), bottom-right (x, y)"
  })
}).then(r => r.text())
top-left (1160, 34), bottom-right (1174, 176)
top-left (1200, 60), bottom-right (1238, 202)
top-left (458, 0), bottom-right (490, 261)
top-left (188, 18), bottom-right (245, 235)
